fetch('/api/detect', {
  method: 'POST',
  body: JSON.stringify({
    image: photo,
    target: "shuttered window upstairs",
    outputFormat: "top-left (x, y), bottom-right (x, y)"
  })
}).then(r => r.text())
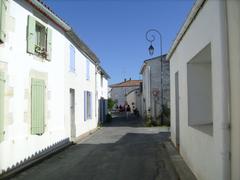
top-left (69, 45), bottom-right (75, 72)
top-left (0, 71), bottom-right (5, 141)
top-left (0, 0), bottom-right (7, 43)
top-left (31, 78), bottom-right (45, 135)
top-left (86, 60), bottom-right (90, 80)
top-left (27, 15), bottom-right (52, 60)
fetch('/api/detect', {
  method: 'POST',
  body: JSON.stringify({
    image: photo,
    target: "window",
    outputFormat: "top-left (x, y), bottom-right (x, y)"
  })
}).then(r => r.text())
top-left (31, 78), bottom-right (45, 135)
top-left (187, 43), bottom-right (213, 135)
top-left (35, 22), bottom-right (47, 52)
top-left (86, 60), bottom-right (90, 80)
top-left (101, 74), bottom-right (103, 87)
top-left (69, 45), bottom-right (75, 72)
top-left (27, 15), bottom-right (52, 60)
top-left (0, 0), bottom-right (7, 43)
top-left (84, 91), bottom-right (92, 120)
top-left (0, 71), bottom-right (5, 141)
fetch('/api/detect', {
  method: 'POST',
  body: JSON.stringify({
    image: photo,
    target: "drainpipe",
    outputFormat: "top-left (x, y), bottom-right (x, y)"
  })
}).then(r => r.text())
top-left (218, 1), bottom-right (231, 179)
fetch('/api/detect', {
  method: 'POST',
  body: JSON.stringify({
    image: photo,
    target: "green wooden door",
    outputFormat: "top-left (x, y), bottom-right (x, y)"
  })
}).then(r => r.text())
top-left (0, 0), bottom-right (7, 43)
top-left (31, 78), bottom-right (45, 135)
top-left (0, 71), bottom-right (5, 141)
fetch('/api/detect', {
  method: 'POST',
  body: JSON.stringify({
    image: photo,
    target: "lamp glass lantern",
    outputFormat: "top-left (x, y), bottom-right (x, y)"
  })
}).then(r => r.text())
top-left (148, 44), bottom-right (154, 56)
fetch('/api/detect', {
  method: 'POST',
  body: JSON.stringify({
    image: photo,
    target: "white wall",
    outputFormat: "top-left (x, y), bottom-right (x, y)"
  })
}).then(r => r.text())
top-left (142, 66), bottom-right (151, 116)
top-left (170, 1), bottom-right (230, 180)
top-left (110, 86), bottom-right (137, 106)
top-left (0, 0), bottom-right (108, 173)
top-left (0, 0), bottom-right (68, 172)
top-left (64, 44), bottom-right (98, 139)
top-left (126, 89), bottom-right (141, 113)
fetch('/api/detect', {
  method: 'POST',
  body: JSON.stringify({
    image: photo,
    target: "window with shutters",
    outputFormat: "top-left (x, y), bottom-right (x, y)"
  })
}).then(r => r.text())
top-left (31, 78), bottom-right (45, 135)
top-left (0, 0), bottom-right (7, 43)
top-left (84, 91), bottom-right (92, 121)
top-left (27, 15), bottom-right (52, 60)
top-left (86, 60), bottom-right (90, 80)
top-left (69, 45), bottom-right (75, 72)
top-left (0, 71), bottom-right (5, 142)
top-left (101, 74), bottom-right (103, 87)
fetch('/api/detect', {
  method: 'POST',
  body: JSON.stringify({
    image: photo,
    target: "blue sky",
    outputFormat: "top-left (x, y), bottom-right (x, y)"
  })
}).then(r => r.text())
top-left (43, 0), bottom-right (195, 84)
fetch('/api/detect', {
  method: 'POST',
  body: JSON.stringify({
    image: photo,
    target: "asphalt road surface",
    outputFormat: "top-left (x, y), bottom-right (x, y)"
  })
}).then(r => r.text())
top-left (11, 113), bottom-right (178, 180)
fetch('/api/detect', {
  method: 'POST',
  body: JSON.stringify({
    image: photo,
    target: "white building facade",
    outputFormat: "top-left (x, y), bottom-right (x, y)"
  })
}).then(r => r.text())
top-left (0, 0), bottom-right (109, 175)
top-left (126, 88), bottom-right (142, 113)
top-left (96, 67), bottom-right (110, 123)
top-left (168, 0), bottom-right (240, 179)
top-left (109, 79), bottom-right (142, 107)
top-left (140, 55), bottom-right (169, 120)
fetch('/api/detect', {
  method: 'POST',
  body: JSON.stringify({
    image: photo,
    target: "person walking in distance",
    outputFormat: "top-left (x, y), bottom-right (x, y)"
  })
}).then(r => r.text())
top-left (126, 104), bottom-right (131, 119)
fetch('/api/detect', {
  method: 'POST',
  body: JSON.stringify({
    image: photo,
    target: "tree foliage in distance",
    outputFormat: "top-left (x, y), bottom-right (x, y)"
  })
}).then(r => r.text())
top-left (108, 98), bottom-right (116, 111)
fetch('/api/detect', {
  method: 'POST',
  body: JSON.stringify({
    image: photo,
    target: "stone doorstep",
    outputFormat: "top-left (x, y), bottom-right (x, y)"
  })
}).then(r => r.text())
top-left (71, 127), bottom-right (100, 144)
top-left (163, 141), bottom-right (197, 180)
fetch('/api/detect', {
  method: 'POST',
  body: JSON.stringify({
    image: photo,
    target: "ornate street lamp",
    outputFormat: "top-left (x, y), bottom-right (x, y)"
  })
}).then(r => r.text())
top-left (145, 29), bottom-right (164, 125)
top-left (148, 44), bottom-right (154, 56)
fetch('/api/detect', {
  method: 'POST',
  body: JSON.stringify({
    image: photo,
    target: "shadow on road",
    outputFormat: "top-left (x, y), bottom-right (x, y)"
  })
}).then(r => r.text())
top-left (12, 113), bottom-right (177, 180)
top-left (103, 112), bottom-right (144, 127)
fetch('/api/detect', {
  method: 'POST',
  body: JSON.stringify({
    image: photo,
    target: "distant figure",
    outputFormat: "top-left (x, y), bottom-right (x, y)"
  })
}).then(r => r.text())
top-left (133, 107), bottom-right (139, 117)
top-left (119, 105), bottom-right (122, 112)
top-left (126, 105), bottom-right (131, 119)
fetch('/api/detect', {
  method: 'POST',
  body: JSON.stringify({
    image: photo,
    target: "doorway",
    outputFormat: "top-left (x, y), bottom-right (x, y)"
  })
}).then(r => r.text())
top-left (70, 88), bottom-right (76, 138)
top-left (175, 72), bottom-right (180, 151)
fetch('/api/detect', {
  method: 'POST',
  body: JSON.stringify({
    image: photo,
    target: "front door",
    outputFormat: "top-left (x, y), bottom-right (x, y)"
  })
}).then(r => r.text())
top-left (175, 72), bottom-right (180, 151)
top-left (70, 89), bottom-right (76, 138)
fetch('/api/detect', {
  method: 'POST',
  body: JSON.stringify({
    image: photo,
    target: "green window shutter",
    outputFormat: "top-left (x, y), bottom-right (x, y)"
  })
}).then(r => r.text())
top-left (31, 78), bottom-right (45, 135)
top-left (0, 72), bottom-right (5, 142)
top-left (46, 28), bottom-right (52, 60)
top-left (27, 15), bottom-right (36, 54)
top-left (0, 0), bottom-right (7, 43)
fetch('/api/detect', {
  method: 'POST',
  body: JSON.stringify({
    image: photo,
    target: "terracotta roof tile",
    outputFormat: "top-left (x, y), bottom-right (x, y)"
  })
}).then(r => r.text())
top-left (110, 80), bottom-right (142, 88)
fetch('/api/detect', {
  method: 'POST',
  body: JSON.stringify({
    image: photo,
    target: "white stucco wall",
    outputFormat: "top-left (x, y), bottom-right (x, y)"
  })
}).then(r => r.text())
top-left (64, 44), bottom-right (98, 139)
top-left (96, 74), bottom-right (108, 100)
top-left (126, 89), bottom-right (141, 113)
top-left (170, 1), bottom-right (230, 180)
top-left (110, 86), bottom-right (138, 106)
top-left (0, 0), bottom-right (108, 174)
top-left (142, 66), bottom-right (151, 116)
top-left (95, 72), bottom-right (109, 121)
top-left (0, 0), bottom-right (68, 172)
top-left (141, 57), bottom-right (170, 119)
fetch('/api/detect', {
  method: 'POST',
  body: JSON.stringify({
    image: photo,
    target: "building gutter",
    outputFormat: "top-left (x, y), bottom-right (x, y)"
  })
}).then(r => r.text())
top-left (140, 63), bottom-right (146, 75)
top-left (99, 66), bottom-right (111, 79)
top-left (166, 0), bottom-right (207, 61)
top-left (66, 30), bottom-right (100, 64)
top-left (220, 1), bottom-right (231, 179)
top-left (26, 0), bottom-right (71, 31)
top-left (26, 0), bottom-right (100, 65)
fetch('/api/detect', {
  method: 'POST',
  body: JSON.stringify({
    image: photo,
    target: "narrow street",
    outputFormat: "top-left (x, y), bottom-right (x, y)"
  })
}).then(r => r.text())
top-left (11, 113), bottom-right (179, 180)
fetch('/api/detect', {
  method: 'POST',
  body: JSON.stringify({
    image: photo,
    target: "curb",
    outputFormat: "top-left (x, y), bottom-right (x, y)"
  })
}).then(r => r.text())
top-left (72, 127), bottom-right (100, 144)
top-left (0, 127), bottom-right (100, 179)
top-left (164, 141), bottom-right (197, 180)
top-left (0, 139), bottom-right (73, 180)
